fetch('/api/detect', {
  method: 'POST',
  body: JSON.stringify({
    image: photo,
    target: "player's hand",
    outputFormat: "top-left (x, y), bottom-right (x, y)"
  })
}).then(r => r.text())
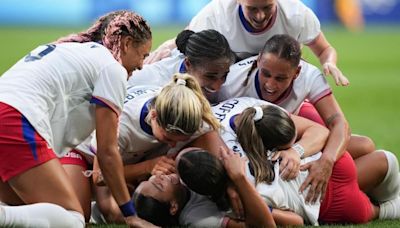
top-left (149, 155), bottom-right (176, 176)
top-left (144, 49), bottom-right (172, 64)
top-left (299, 157), bottom-right (333, 204)
top-left (226, 184), bottom-right (244, 220)
top-left (273, 148), bottom-right (300, 181)
top-left (322, 62), bottom-right (349, 86)
top-left (125, 216), bottom-right (160, 228)
top-left (219, 146), bottom-right (247, 181)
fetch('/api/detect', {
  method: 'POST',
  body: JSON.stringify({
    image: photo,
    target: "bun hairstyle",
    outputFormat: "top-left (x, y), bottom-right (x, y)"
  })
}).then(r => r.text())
top-left (176, 30), bottom-right (195, 55)
top-left (175, 29), bottom-right (235, 66)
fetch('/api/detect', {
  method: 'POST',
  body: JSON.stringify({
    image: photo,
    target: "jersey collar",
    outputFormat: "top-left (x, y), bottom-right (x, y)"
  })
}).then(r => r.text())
top-left (179, 60), bottom-right (187, 73)
top-left (238, 5), bottom-right (277, 34)
top-left (139, 99), bottom-right (154, 136)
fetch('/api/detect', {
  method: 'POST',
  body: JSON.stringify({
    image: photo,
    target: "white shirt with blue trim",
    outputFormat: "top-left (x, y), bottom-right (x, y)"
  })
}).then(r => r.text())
top-left (217, 58), bottom-right (332, 114)
top-left (0, 42), bottom-right (127, 156)
top-left (188, 0), bottom-right (321, 59)
top-left (127, 48), bottom-right (185, 88)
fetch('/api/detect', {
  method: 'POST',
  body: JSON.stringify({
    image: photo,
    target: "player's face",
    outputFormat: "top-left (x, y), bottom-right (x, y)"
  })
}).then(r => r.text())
top-left (121, 39), bottom-right (152, 77)
top-left (257, 53), bottom-right (299, 103)
top-left (187, 58), bottom-right (231, 100)
top-left (136, 174), bottom-right (181, 203)
top-left (150, 115), bottom-right (192, 148)
top-left (238, 0), bottom-right (276, 31)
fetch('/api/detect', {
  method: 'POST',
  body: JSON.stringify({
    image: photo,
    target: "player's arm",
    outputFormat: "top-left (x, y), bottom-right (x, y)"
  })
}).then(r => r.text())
top-left (299, 94), bottom-right (350, 203)
top-left (307, 32), bottom-right (349, 86)
top-left (291, 114), bottom-right (329, 158)
top-left (95, 106), bottom-right (135, 218)
top-left (315, 94), bottom-right (350, 162)
top-left (143, 38), bottom-right (178, 64)
top-left (271, 209), bottom-right (304, 226)
top-left (221, 147), bottom-right (276, 228)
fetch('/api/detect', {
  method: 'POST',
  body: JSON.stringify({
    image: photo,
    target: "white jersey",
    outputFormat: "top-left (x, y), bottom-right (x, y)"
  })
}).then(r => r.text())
top-left (127, 49), bottom-right (185, 88)
top-left (91, 86), bottom-right (212, 164)
top-left (0, 42), bottom-right (127, 156)
top-left (213, 97), bottom-right (321, 225)
top-left (217, 57), bottom-right (332, 114)
top-left (188, 0), bottom-right (320, 59)
top-left (180, 189), bottom-right (227, 227)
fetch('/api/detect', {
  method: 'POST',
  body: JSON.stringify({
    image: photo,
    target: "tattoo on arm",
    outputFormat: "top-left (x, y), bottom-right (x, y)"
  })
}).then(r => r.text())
top-left (326, 113), bottom-right (340, 126)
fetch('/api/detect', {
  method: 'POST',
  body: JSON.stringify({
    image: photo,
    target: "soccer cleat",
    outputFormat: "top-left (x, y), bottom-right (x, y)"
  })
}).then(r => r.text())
top-left (379, 196), bottom-right (400, 219)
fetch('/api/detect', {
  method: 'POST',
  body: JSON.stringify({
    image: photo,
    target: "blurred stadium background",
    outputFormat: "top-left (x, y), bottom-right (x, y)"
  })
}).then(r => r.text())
top-left (0, 1), bottom-right (399, 226)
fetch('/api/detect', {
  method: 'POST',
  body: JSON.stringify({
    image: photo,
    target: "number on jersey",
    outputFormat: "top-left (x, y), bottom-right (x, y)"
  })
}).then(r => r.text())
top-left (24, 44), bottom-right (56, 62)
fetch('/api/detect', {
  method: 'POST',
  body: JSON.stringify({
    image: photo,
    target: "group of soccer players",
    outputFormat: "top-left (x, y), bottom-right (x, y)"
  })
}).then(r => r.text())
top-left (0, 0), bottom-right (399, 227)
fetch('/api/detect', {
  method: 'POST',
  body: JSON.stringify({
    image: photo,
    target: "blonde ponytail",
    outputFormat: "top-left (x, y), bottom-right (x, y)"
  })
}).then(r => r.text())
top-left (153, 73), bottom-right (219, 136)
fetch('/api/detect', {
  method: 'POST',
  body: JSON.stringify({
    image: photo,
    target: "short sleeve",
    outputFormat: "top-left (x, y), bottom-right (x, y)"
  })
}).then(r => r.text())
top-left (92, 63), bottom-right (127, 116)
top-left (298, 7), bottom-right (321, 45)
top-left (179, 192), bottom-right (226, 227)
top-left (187, 0), bottom-right (218, 32)
top-left (307, 68), bottom-right (332, 104)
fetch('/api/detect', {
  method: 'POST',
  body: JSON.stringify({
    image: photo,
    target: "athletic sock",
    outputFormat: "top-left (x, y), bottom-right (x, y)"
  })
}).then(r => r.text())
top-left (379, 197), bottom-right (400, 219)
top-left (0, 203), bottom-right (85, 228)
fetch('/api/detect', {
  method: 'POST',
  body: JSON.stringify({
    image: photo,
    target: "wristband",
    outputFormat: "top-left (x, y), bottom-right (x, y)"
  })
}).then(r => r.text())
top-left (119, 200), bottom-right (136, 217)
top-left (292, 143), bottom-right (305, 159)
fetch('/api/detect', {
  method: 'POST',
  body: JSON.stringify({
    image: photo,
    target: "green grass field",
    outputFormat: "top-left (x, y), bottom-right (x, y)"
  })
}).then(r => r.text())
top-left (1, 25), bottom-right (400, 227)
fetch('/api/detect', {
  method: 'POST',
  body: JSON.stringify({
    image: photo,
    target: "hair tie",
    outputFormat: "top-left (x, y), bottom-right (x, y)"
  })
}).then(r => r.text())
top-left (176, 78), bottom-right (187, 86)
top-left (253, 106), bottom-right (263, 121)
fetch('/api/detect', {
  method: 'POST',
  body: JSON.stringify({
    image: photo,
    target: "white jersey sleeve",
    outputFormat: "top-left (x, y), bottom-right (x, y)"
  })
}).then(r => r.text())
top-left (298, 5), bottom-right (321, 44)
top-left (188, 0), bottom-right (222, 32)
top-left (92, 61), bottom-right (127, 116)
top-left (278, 61), bottom-right (332, 114)
top-left (179, 190), bottom-right (227, 227)
top-left (127, 49), bottom-right (184, 88)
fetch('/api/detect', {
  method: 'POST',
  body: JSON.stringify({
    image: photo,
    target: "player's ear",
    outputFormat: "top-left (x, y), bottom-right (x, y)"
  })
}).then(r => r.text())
top-left (294, 66), bottom-right (301, 79)
top-left (120, 36), bottom-right (133, 54)
top-left (184, 57), bottom-right (192, 70)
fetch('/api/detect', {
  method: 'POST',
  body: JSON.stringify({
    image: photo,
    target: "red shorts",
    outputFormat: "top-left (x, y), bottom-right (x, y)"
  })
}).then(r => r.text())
top-left (298, 101), bottom-right (325, 126)
top-left (0, 102), bottom-right (56, 182)
top-left (59, 149), bottom-right (89, 170)
top-left (319, 152), bottom-right (374, 224)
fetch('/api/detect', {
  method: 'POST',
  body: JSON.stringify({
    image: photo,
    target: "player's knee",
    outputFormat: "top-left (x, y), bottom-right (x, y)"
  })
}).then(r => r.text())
top-left (359, 136), bottom-right (376, 154)
top-left (349, 135), bottom-right (376, 158)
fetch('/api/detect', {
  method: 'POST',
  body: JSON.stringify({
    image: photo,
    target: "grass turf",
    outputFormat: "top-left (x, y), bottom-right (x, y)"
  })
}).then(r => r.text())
top-left (0, 25), bottom-right (399, 227)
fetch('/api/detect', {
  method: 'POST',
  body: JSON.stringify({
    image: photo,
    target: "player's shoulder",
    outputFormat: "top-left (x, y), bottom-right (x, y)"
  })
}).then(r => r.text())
top-left (277, 0), bottom-right (311, 16)
top-left (204, 0), bottom-right (237, 17)
top-left (299, 60), bottom-right (323, 78)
